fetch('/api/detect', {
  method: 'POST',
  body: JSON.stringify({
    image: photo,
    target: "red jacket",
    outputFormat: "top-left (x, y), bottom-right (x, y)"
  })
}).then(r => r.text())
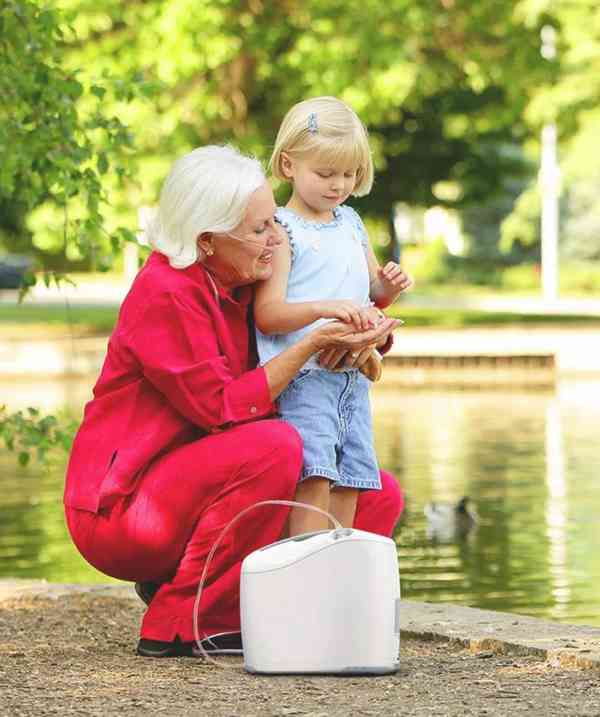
top-left (64, 252), bottom-right (275, 513)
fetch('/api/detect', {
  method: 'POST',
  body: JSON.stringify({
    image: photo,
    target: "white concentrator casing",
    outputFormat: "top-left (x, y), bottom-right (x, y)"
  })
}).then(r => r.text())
top-left (240, 528), bottom-right (401, 675)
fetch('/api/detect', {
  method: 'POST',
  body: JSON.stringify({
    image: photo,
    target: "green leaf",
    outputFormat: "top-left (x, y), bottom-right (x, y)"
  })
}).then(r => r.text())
top-left (119, 227), bottom-right (137, 243)
top-left (91, 84), bottom-right (106, 99)
top-left (97, 152), bottom-right (109, 175)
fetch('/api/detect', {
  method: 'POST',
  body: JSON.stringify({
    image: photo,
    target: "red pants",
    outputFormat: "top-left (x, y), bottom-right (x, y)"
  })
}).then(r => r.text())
top-left (65, 420), bottom-right (404, 642)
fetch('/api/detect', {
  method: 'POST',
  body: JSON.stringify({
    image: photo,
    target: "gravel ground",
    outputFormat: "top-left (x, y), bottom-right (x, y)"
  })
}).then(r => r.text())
top-left (1, 594), bottom-right (600, 717)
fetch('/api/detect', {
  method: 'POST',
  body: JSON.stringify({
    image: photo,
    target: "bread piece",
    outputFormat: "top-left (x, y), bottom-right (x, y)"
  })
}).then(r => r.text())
top-left (358, 349), bottom-right (383, 382)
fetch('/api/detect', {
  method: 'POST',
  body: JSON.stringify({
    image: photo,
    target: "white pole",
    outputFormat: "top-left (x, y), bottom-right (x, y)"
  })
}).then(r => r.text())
top-left (540, 123), bottom-right (560, 301)
top-left (539, 25), bottom-right (560, 302)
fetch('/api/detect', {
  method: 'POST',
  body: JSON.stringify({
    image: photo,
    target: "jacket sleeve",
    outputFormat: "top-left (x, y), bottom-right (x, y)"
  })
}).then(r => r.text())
top-left (125, 291), bottom-right (275, 432)
top-left (378, 332), bottom-right (394, 356)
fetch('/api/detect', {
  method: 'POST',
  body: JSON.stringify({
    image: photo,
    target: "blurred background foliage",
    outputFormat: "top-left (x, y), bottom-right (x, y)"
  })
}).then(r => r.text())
top-left (1, 0), bottom-right (599, 289)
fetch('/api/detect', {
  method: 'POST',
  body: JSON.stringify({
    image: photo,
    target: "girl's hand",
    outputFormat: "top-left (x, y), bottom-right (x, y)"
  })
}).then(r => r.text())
top-left (315, 300), bottom-right (374, 331)
top-left (365, 304), bottom-right (386, 326)
top-left (379, 263), bottom-right (413, 292)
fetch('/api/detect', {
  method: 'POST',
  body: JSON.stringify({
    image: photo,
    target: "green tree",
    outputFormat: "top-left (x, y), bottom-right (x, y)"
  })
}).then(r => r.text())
top-left (54, 0), bottom-right (549, 220)
top-left (0, 0), bottom-right (154, 279)
top-left (0, 0), bottom-right (151, 461)
top-left (501, 0), bottom-right (600, 260)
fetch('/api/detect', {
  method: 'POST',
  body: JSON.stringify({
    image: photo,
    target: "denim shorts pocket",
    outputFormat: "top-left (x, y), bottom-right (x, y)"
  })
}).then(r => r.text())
top-left (281, 369), bottom-right (312, 398)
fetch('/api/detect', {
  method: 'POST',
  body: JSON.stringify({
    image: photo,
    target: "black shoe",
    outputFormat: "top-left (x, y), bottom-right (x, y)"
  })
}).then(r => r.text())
top-left (192, 632), bottom-right (243, 657)
top-left (134, 581), bottom-right (161, 606)
top-left (137, 632), bottom-right (243, 658)
top-left (136, 636), bottom-right (193, 658)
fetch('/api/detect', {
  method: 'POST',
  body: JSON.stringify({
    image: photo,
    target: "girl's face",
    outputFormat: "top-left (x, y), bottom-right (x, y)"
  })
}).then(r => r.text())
top-left (283, 155), bottom-right (358, 218)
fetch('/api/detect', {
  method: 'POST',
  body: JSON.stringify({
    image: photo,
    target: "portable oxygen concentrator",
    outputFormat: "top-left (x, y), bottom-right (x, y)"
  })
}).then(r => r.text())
top-left (240, 528), bottom-right (401, 675)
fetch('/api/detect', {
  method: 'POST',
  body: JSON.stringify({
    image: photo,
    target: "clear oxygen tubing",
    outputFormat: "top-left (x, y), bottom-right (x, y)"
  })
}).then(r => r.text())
top-left (192, 499), bottom-right (343, 667)
top-left (223, 231), bottom-right (282, 249)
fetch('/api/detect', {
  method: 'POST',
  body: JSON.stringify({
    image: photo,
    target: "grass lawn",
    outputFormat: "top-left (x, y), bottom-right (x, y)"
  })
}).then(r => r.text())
top-left (1, 301), bottom-right (599, 338)
top-left (0, 304), bottom-right (119, 337)
top-left (385, 304), bottom-right (600, 327)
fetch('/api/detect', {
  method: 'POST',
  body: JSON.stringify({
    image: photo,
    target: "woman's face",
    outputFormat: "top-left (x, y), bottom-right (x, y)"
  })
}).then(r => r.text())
top-left (200, 182), bottom-right (281, 290)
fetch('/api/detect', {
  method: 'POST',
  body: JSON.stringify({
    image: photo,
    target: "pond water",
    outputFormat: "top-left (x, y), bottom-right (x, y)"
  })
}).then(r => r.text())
top-left (2, 375), bottom-right (600, 626)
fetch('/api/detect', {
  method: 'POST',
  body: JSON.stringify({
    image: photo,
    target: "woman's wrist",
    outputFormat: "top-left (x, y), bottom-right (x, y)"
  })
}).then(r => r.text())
top-left (264, 331), bottom-right (322, 401)
top-left (301, 328), bottom-right (325, 354)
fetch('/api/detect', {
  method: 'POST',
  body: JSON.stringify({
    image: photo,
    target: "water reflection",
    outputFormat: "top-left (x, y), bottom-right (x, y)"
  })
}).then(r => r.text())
top-left (1, 377), bottom-right (600, 624)
top-left (372, 378), bottom-right (600, 626)
top-left (3, 376), bottom-right (92, 414)
top-left (544, 398), bottom-right (570, 620)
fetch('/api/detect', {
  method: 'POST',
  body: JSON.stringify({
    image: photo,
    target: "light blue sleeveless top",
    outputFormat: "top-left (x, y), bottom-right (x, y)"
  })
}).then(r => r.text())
top-left (256, 204), bottom-right (371, 370)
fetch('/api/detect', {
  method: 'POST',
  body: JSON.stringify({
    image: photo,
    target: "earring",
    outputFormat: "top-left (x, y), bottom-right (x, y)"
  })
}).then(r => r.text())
top-left (205, 248), bottom-right (214, 256)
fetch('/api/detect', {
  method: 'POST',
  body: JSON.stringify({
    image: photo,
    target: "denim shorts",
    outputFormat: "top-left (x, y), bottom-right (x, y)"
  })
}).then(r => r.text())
top-left (277, 368), bottom-right (381, 491)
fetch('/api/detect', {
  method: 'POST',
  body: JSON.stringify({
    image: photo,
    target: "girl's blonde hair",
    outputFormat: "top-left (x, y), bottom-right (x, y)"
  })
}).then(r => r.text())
top-left (269, 96), bottom-right (374, 197)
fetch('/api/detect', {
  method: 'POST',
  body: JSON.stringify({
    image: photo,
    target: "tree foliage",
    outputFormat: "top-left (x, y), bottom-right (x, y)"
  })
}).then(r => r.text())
top-left (73, 0), bottom-right (548, 213)
top-left (2, 0), bottom-right (553, 261)
top-left (0, 0), bottom-right (154, 281)
top-left (500, 0), bottom-right (600, 258)
top-left (3, 0), bottom-right (599, 262)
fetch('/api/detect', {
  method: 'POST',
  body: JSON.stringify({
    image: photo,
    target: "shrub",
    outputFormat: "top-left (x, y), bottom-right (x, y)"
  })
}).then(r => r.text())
top-left (500, 264), bottom-right (540, 291)
top-left (413, 238), bottom-right (454, 284)
top-left (559, 262), bottom-right (600, 293)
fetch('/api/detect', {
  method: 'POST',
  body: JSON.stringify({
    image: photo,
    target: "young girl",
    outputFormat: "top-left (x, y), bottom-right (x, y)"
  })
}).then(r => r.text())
top-left (254, 96), bottom-right (412, 536)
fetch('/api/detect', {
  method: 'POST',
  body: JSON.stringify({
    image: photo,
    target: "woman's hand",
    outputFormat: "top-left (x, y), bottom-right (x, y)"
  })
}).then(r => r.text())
top-left (314, 300), bottom-right (374, 331)
top-left (318, 306), bottom-right (392, 370)
top-left (319, 344), bottom-right (378, 371)
top-left (312, 317), bottom-right (400, 362)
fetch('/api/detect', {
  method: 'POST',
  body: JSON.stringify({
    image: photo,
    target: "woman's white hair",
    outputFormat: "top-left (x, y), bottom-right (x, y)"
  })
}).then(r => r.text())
top-left (142, 145), bottom-right (265, 269)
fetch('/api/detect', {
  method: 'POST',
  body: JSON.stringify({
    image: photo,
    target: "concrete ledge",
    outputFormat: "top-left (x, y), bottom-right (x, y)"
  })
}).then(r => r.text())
top-left (2, 580), bottom-right (599, 670)
top-left (0, 579), bottom-right (136, 602)
top-left (382, 354), bottom-right (556, 388)
top-left (401, 601), bottom-right (600, 670)
top-left (0, 335), bottom-right (107, 376)
top-left (387, 326), bottom-right (600, 374)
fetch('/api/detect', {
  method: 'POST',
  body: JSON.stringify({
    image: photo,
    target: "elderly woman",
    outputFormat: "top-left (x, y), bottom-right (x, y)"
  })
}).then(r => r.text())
top-left (64, 145), bottom-right (404, 659)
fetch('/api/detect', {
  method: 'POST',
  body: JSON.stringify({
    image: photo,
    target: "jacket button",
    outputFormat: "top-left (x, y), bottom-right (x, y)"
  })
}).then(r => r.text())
top-left (249, 406), bottom-right (257, 414)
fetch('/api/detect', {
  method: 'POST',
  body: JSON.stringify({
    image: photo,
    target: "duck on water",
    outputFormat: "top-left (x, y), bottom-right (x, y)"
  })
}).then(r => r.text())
top-left (424, 497), bottom-right (477, 542)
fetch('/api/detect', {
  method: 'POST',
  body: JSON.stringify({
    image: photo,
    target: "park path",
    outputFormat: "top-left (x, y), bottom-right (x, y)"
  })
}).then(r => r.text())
top-left (1, 581), bottom-right (600, 717)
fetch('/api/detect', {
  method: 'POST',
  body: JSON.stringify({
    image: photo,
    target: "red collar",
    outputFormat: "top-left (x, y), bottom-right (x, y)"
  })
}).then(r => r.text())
top-left (149, 252), bottom-right (253, 307)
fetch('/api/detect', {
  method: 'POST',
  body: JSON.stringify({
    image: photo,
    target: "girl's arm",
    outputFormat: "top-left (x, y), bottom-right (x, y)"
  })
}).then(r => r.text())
top-left (254, 229), bottom-right (372, 335)
top-left (366, 242), bottom-right (413, 308)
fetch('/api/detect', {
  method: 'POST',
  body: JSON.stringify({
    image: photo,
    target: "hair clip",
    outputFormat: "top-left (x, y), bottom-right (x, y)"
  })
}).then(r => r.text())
top-left (307, 113), bottom-right (318, 134)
